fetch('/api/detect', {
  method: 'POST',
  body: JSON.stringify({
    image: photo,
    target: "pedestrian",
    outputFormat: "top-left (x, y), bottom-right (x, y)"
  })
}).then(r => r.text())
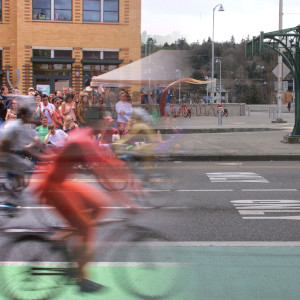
top-left (36, 116), bottom-right (49, 142)
top-left (5, 98), bottom-right (19, 121)
top-left (76, 93), bottom-right (89, 126)
top-left (115, 89), bottom-right (133, 135)
top-left (41, 94), bottom-right (55, 124)
top-left (44, 123), bottom-right (68, 148)
top-left (287, 101), bottom-right (291, 112)
top-left (64, 115), bottom-right (79, 133)
top-left (62, 93), bottom-right (77, 123)
top-left (51, 98), bottom-right (64, 129)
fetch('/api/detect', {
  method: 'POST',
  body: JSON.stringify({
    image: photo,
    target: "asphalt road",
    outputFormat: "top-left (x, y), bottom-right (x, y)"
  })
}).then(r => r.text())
top-left (3, 160), bottom-right (300, 241)
top-left (1, 160), bottom-right (300, 300)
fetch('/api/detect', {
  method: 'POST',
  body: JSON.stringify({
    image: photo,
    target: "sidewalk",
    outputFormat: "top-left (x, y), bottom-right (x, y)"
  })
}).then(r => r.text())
top-left (150, 111), bottom-right (300, 161)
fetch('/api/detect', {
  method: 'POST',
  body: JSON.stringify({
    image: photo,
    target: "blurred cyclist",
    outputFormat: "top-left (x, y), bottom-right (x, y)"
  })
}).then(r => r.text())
top-left (31, 127), bottom-right (141, 293)
top-left (0, 107), bottom-right (43, 191)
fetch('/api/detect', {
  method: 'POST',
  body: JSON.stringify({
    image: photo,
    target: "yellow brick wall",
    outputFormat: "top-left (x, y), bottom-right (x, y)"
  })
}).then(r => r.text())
top-left (0, 0), bottom-right (141, 93)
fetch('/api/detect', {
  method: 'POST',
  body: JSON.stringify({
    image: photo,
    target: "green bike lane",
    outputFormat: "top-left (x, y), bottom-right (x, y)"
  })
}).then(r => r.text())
top-left (1, 244), bottom-right (300, 300)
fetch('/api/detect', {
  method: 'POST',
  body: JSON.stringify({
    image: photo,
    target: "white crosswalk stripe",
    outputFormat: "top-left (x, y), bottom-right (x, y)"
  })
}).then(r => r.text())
top-left (206, 172), bottom-right (269, 183)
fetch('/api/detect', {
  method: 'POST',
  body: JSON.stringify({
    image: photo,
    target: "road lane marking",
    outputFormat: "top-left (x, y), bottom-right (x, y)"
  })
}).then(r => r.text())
top-left (127, 189), bottom-right (171, 192)
top-left (232, 200), bottom-right (300, 220)
top-left (0, 261), bottom-right (181, 267)
top-left (2, 241), bottom-right (300, 254)
top-left (207, 172), bottom-right (269, 183)
top-left (178, 189), bottom-right (234, 192)
top-left (241, 189), bottom-right (297, 192)
top-left (21, 206), bottom-right (191, 210)
top-left (215, 163), bottom-right (243, 166)
top-left (243, 216), bottom-right (300, 220)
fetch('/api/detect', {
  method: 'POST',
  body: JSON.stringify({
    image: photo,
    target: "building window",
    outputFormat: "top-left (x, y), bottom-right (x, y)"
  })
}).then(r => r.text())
top-left (103, 51), bottom-right (119, 60)
top-left (33, 0), bottom-right (72, 21)
top-left (83, 50), bottom-right (119, 60)
top-left (33, 49), bottom-right (72, 59)
top-left (83, 0), bottom-right (100, 22)
top-left (32, 63), bottom-right (72, 77)
top-left (82, 64), bottom-right (117, 87)
top-left (0, 50), bottom-right (2, 86)
top-left (83, 51), bottom-right (101, 59)
top-left (83, 0), bottom-right (118, 22)
top-left (103, 0), bottom-right (118, 22)
top-left (82, 50), bottom-right (119, 88)
top-left (33, 49), bottom-right (51, 58)
top-left (0, 0), bottom-right (2, 22)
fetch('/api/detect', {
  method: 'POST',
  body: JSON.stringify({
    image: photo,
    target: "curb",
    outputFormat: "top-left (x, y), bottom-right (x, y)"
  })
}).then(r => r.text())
top-left (154, 128), bottom-right (285, 134)
top-left (152, 154), bottom-right (300, 162)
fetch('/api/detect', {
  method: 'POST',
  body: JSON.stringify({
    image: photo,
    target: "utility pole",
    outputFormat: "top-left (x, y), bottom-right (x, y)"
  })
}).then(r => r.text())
top-left (277, 0), bottom-right (283, 120)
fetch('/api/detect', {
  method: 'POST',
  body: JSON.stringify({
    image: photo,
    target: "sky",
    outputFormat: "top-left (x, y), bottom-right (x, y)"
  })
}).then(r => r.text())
top-left (141, 0), bottom-right (300, 45)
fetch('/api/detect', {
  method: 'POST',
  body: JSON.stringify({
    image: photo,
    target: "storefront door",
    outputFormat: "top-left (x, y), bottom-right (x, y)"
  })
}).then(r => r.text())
top-left (33, 75), bottom-right (71, 94)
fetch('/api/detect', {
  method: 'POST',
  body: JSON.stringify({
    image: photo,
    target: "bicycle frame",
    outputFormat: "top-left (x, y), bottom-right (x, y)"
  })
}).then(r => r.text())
top-left (170, 104), bottom-right (191, 118)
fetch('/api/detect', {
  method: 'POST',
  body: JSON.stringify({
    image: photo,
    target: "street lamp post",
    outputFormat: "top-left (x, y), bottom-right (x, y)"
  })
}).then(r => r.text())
top-left (277, 0), bottom-right (283, 120)
top-left (176, 69), bottom-right (181, 101)
top-left (211, 4), bottom-right (224, 103)
top-left (216, 58), bottom-right (222, 103)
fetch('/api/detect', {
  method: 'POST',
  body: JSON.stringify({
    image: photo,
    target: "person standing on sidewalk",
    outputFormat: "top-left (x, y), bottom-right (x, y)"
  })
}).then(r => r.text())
top-left (115, 89), bottom-right (133, 135)
top-left (41, 94), bottom-right (55, 124)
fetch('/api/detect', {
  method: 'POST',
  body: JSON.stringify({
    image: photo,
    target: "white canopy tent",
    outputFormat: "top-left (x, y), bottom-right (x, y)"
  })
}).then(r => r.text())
top-left (90, 50), bottom-right (192, 87)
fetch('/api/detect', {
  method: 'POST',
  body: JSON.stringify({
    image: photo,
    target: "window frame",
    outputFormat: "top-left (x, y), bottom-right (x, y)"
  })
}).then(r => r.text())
top-left (103, 0), bottom-right (119, 22)
top-left (33, 0), bottom-right (73, 21)
top-left (82, 50), bottom-right (121, 88)
top-left (83, 0), bottom-right (119, 23)
top-left (33, 49), bottom-right (73, 59)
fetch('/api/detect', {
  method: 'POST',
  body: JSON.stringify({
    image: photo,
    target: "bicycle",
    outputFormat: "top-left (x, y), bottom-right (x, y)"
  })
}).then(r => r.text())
top-left (0, 169), bottom-right (36, 229)
top-left (0, 167), bottom-right (60, 229)
top-left (179, 105), bottom-right (192, 118)
top-left (216, 105), bottom-right (228, 117)
top-left (222, 108), bottom-right (228, 117)
top-left (170, 104), bottom-right (191, 118)
top-left (0, 210), bottom-right (181, 300)
top-left (0, 153), bottom-right (139, 233)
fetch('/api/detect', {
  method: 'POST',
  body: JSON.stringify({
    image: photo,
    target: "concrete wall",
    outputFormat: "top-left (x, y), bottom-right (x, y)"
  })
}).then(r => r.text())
top-left (137, 103), bottom-right (247, 117)
top-left (248, 104), bottom-right (294, 113)
top-left (188, 103), bottom-right (246, 116)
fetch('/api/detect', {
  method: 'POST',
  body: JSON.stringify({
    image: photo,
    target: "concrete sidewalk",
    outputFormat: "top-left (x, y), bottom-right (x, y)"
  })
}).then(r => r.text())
top-left (151, 111), bottom-right (300, 161)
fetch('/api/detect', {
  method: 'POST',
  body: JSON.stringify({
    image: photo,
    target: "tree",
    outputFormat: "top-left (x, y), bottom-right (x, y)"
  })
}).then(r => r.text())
top-left (141, 37), bottom-right (161, 57)
top-left (243, 83), bottom-right (262, 104)
top-left (139, 32), bottom-right (280, 104)
top-left (189, 71), bottom-right (206, 96)
top-left (230, 35), bottom-right (236, 46)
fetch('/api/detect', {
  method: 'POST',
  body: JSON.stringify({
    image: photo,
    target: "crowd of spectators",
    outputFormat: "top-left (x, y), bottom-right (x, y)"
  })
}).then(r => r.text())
top-left (0, 85), bottom-right (136, 150)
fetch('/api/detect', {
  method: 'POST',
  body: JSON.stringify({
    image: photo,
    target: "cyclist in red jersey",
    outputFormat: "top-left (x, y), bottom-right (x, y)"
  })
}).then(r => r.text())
top-left (31, 127), bottom-right (141, 293)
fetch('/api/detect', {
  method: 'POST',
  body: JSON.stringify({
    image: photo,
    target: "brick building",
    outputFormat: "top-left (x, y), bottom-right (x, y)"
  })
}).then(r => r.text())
top-left (0, 0), bottom-right (141, 94)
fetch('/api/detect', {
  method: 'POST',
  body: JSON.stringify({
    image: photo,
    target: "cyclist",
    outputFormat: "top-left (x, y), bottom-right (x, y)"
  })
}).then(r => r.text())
top-left (31, 127), bottom-right (141, 293)
top-left (0, 107), bottom-right (43, 191)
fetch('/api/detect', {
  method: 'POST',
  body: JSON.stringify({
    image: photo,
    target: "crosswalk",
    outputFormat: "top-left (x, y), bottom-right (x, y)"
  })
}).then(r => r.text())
top-left (206, 172), bottom-right (269, 183)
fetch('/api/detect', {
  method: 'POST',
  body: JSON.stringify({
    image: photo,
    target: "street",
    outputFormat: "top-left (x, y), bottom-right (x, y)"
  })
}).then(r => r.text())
top-left (1, 160), bottom-right (300, 299)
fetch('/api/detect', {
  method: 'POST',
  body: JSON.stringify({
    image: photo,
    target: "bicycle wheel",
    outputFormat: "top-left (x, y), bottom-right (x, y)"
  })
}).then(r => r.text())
top-left (98, 161), bottom-right (128, 191)
top-left (0, 235), bottom-right (70, 300)
top-left (0, 201), bottom-right (21, 228)
top-left (7, 173), bottom-right (30, 192)
top-left (112, 226), bottom-right (180, 299)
